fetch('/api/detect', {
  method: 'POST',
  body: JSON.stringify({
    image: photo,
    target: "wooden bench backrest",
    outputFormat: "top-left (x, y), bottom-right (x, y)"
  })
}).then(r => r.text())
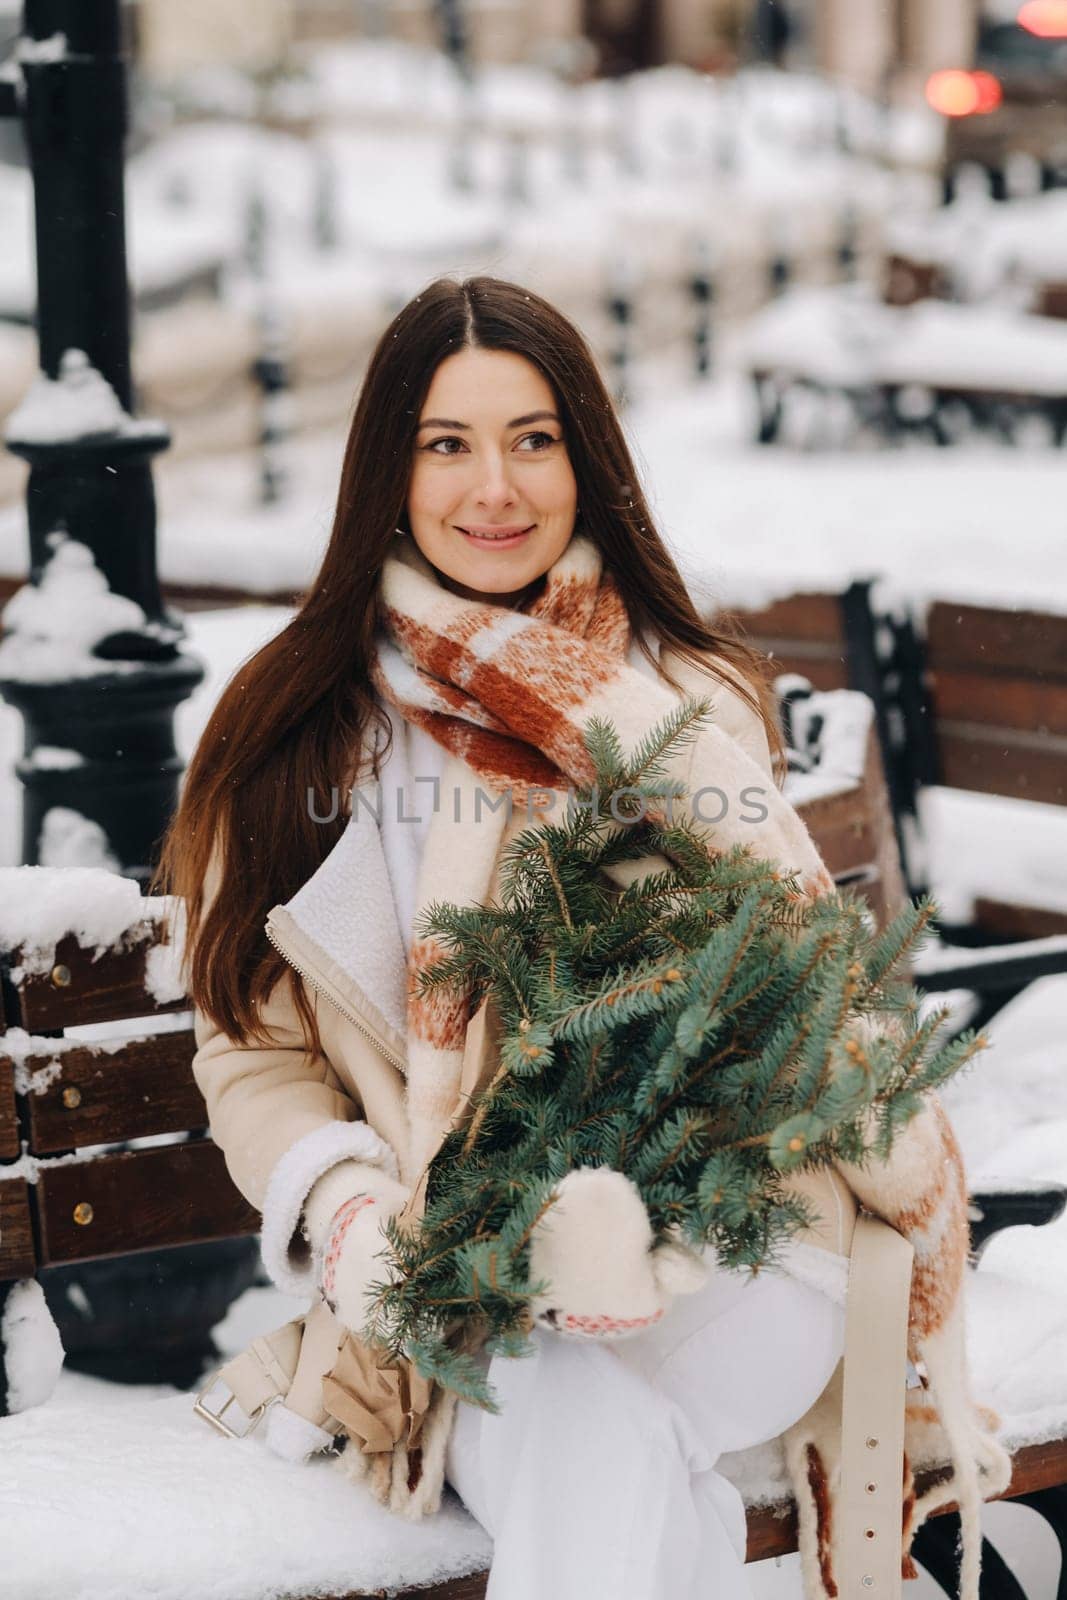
top-left (924, 601), bottom-right (1067, 809)
top-left (0, 929), bottom-right (257, 1283)
top-left (719, 591), bottom-right (1067, 810)
top-left (718, 592), bottom-right (850, 692)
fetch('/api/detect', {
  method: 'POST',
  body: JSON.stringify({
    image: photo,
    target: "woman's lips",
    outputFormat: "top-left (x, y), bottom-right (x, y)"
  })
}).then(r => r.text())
top-left (455, 525), bottom-right (533, 549)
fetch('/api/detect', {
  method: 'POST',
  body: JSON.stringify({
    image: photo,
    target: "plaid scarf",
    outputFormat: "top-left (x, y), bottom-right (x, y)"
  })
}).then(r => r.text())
top-left (369, 531), bottom-right (831, 1181)
top-left (371, 533), bottom-right (633, 805)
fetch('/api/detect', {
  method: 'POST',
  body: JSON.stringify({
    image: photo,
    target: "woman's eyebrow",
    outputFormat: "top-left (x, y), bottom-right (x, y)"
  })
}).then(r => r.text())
top-left (416, 410), bottom-right (561, 430)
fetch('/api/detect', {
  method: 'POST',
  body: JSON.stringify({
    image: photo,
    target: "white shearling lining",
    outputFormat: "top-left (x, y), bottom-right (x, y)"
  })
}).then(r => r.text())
top-left (260, 1120), bottom-right (401, 1297)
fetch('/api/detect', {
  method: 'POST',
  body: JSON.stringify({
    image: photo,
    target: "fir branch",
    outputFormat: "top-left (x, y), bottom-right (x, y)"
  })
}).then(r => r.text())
top-left (371, 706), bottom-right (983, 1398)
top-left (538, 834), bottom-right (575, 931)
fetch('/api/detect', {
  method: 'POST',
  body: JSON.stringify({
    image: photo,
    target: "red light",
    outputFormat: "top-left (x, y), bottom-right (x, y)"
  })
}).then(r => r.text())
top-left (925, 69), bottom-right (1004, 117)
top-left (1018, 1), bottom-right (1067, 37)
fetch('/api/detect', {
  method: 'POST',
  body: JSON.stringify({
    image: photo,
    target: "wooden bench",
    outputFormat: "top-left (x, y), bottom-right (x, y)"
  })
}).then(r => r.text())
top-left (741, 284), bottom-right (1067, 449)
top-left (718, 587), bottom-right (1067, 940)
top-left (0, 890), bottom-right (262, 1398)
top-left (2, 692), bottom-right (1066, 1594)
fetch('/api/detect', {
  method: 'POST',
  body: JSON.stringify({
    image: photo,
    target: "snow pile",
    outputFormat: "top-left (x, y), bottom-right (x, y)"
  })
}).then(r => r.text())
top-left (0, 1281), bottom-right (64, 1415)
top-left (4, 350), bottom-right (159, 448)
top-left (0, 859), bottom-right (186, 1000)
top-left (144, 901), bottom-right (189, 1005)
top-left (4, 1025), bottom-right (174, 1097)
top-left (953, 973), bottom-right (1067, 1162)
top-left (25, 747), bottom-right (85, 771)
top-left (781, 688), bottom-right (873, 807)
top-left (0, 1391), bottom-right (491, 1600)
top-left (889, 189), bottom-right (1067, 304)
top-left (0, 534), bottom-right (148, 684)
top-left (37, 809), bottom-right (121, 873)
top-left (14, 33), bottom-right (68, 66)
top-left (0, 864), bottom-right (150, 974)
top-left (8, 1031), bottom-right (65, 1097)
top-left (739, 283), bottom-right (1067, 396)
top-left (920, 787), bottom-right (1067, 923)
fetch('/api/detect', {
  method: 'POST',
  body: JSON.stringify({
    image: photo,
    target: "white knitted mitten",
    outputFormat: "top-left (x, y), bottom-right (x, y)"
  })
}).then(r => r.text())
top-left (527, 1167), bottom-right (708, 1339)
top-left (302, 1161), bottom-right (410, 1335)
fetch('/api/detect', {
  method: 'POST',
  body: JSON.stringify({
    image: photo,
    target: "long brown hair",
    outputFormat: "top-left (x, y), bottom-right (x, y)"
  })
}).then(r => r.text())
top-left (153, 275), bottom-right (783, 1048)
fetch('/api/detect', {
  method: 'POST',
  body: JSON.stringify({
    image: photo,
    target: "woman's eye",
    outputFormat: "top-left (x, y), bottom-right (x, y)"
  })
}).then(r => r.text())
top-left (424, 431), bottom-right (558, 455)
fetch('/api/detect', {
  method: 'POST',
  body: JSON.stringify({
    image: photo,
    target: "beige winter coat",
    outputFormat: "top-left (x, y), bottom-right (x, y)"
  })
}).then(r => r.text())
top-left (191, 645), bottom-right (857, 1504)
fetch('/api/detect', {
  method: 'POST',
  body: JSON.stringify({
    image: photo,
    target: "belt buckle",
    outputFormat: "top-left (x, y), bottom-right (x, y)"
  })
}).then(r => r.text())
top-left (194, 1377), bottom-right (272, 1440)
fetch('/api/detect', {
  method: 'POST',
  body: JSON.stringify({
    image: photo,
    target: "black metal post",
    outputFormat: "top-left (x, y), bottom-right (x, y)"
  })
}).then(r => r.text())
top-left (837, 201), bottom-right (859, 281)
top-left (768, 235), bottom-right (791, 299)
top-left (689, 238), bottom-right (715, 379)
top-left (606, 264), bottom-right (634, 408)
top-left (434, 0), bottom-right (471, 82)
top-left (253, 304), bottom-right (291, 508)
top-left (751, 0), bottom-right (792, 66)
top-left (435, 0), bottom-right (477, 196)
top-left (0, 0), bottom-right (203, 882)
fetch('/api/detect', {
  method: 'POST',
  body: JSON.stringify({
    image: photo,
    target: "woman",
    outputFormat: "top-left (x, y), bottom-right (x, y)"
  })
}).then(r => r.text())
top-left (158, 277), bottom-right (1005, 1600)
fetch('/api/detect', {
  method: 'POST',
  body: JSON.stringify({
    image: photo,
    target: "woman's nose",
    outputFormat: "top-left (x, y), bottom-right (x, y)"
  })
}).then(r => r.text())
top-left (474, 455), bottom-right (519, 505)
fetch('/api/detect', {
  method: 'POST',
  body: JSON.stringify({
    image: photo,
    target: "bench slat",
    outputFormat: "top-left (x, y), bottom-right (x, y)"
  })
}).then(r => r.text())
top-left (713, 594), bottom-right (850, 692)
top-left (0, 1177), bottom-right (35, 1278)
top-left (937, 727), bottom-right (1066, 808)
top-left (974, 898), bottom-right (1067, 942)
top-left (725, 593), bottom-right (847, 646)
top-left (801, 786), bottom-right (880, 880)
top-left (301, 1436), bottom-right (1067, 1597)
top-left (745, 1499), bottom-right (798, 1563)
top-left (35, 1142), bottom-right (258, 1265)
top-left (14, 1030), bottom-right (203, 1155)
top-left (926, 603), bottom-right (1067, 680)
top-left (0, 1056), bottom-right (18, 1161)
top-left (320, 1579), bottom-right (490, 1600)
top-left (749, 646), bottom-right (848, 693)
top-left (932, 670), bottom-right (1067, 739)
top-left (1002, 1436), bottom-right (1067, 1499)
top-left (4, 930), bottom-right (187, 1032)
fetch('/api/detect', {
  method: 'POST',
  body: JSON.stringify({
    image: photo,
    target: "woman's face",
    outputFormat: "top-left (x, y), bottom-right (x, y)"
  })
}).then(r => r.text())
top-left (406, 346), bottom-right (579, 605)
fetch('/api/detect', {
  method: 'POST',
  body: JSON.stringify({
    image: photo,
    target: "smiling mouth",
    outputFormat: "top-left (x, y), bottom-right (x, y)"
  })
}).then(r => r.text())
top-left (455, 525), bottom-right (534, 543)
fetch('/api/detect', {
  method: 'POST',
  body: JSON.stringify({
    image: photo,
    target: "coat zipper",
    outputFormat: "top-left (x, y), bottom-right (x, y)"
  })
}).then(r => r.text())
top-left (264, 916), bottom-right (407, 1076)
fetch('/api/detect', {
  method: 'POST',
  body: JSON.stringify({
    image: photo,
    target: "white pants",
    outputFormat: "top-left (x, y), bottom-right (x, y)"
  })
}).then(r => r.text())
top-left (444, 1261), bottom-right (845, 1600)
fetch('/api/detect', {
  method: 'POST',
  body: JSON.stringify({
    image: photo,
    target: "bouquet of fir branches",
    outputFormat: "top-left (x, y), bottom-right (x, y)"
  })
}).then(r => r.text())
top-left (368, 703), bottom-right (982, 1405)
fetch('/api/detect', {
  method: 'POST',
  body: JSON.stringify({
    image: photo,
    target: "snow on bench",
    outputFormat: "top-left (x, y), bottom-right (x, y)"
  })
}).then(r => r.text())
top-left (740, 283), bottom-right (1067, 399)
top-left (3, 1257), bottom-right (1067, 1599)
